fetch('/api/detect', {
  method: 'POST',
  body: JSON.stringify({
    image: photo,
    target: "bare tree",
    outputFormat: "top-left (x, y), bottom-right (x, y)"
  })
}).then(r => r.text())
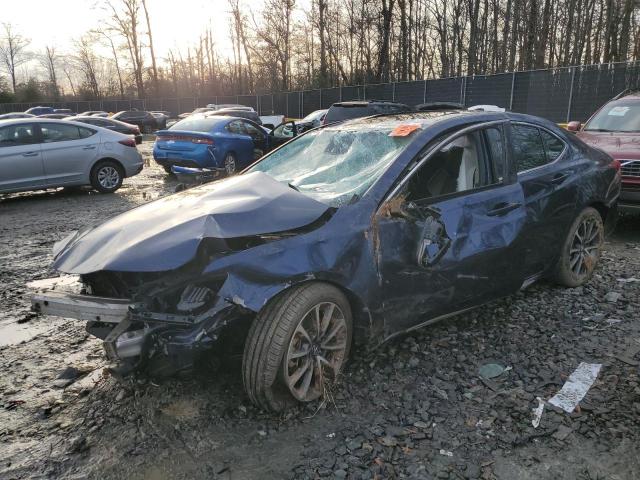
top-left (74, 35), bottom-right (101, 98)
top-left (106, 0), bottom-right (145, 98)
top-left (40, 46), bottom-right (60, 99)
top-left (96, 30), bottom-right (126, 98)
top-left (141, 0), bottom-right (159, 94)
top-left (0, 23), bottom-right (30, 93)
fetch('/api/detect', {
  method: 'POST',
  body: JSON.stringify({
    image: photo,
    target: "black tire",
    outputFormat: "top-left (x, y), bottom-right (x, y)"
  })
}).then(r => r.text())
top-left (90, 160), bottom-right (123, 193)
top-left (142, 124), bottom-right (153, 134)
top-left (242, 283), bottom-right (353, 412)
top-left (224, 153), bottom-right (237, 176)
top-left (163, 165), bottom-right (173, 174)
top-left (552, 207), bottom-right (604, 287)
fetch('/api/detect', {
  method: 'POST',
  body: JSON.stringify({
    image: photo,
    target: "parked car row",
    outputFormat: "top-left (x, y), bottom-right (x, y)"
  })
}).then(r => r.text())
top-left (2, 93), bottom-right (638, 216)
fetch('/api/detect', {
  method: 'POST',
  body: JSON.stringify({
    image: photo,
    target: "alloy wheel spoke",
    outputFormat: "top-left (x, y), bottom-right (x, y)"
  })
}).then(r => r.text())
top-left (296, 364), bottom-right (314, 398)
top-left (288, 358), bottom-right (311, 386)
top-left (320, 303), bottom-right (335, 337)
top-left (313, 304), bottom-right (322, 339)
top-left (295, 324), bottom-right (312, 345)
top-left (321, 322), bottom-right (344, 345)
top-left (289, 346), bottom-right (310, 359)
top-left (571, 253), bottom-right (582, 273)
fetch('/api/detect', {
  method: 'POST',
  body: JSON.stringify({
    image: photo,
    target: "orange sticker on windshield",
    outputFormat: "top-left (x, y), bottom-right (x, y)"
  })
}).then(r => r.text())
top-left (389, 124), bottom-right (420, 137)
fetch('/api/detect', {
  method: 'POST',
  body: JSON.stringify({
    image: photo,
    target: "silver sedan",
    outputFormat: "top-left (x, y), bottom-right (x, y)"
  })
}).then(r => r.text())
top-left (0, 118), bottom-right (144, 194)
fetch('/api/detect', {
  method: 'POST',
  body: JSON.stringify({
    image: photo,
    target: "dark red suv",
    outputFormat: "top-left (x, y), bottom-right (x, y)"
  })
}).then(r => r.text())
top-left (568, 91), bottom-right (640, 212)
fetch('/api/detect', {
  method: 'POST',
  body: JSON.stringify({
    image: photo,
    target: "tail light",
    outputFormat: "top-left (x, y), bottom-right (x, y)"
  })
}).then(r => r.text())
top-left (119, 138), bottom-right (137, 147)
top-left (157, 134), bottom-right (213, 145)
top-left (191, 137), bottom-right (214, 145)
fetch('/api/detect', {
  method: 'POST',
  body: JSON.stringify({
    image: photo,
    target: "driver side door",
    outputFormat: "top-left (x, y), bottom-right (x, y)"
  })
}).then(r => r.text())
top-left (375, 123), bottom-right (528, 334)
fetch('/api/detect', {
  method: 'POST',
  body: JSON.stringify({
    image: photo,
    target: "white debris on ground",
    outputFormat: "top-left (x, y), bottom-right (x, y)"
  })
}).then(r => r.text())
top-left (548, 362), bottom-right (602, 414)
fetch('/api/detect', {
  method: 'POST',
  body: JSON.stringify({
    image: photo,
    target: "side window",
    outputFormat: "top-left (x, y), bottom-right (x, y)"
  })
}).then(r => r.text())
top-left (244, 122), bottom-right (264, 140)
top-left (407, 131), bottom-right (493, 201)
top-left (511, 124), bottom-right (547, 172)
top-left (227, 120), bottom-right (246, 135)
top-left (0, 124), bottom-right (37, 147)
top-left (540, 129), bottom-right (565, 162)
top-left (484, 127), bottom-right (505, 182)
top-left (78, 127), bottom-right (96, 138)
top-left (41, 124), bottom-right (84, 143)
top-left (273, 122), bottom-right (295, 138)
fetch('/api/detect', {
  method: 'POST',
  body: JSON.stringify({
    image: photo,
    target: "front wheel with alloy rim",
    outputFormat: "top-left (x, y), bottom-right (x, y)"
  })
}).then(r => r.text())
top-left (90, 161), bottom-right (123, 193)
top-left (242, 283), bottom-right (352, 412)
top-left (553, 207), bottom-right (604, 287)
top-left (224, 153), bottom-right (237, 176)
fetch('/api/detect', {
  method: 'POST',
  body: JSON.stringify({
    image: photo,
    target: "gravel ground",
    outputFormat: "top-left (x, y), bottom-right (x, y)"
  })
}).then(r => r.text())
top-left (1, 142), bottom-right (639, 479)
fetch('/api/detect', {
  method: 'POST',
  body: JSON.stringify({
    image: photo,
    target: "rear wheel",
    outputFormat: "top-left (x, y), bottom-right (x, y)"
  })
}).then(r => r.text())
top-left (242, 283), bottom-right (352, 412)
top-left (224, 153), bottom-right (237, 176)
top-left (90, 160), bottom-right (123, 193)
top-left (552, 207), bottom-right (603, 287)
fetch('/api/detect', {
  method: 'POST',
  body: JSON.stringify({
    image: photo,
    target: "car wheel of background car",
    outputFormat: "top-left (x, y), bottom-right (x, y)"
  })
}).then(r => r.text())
top-left (242, 282), bottom-right (353, 412)
top-left (224, 153), bottom-right (237, 175)
top-left (90, 160), bottom-right (124, 193)
top-left (143, 125), bottom-right (153, 134)
top-left (553, 207), bottom-right (604, 287)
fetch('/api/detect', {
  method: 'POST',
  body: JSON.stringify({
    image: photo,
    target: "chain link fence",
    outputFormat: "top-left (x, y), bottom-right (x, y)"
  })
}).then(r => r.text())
top-left (2, 61), bottom-right (639, 123)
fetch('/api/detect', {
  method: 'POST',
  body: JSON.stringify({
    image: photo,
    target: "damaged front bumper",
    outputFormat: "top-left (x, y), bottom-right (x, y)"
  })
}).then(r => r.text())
top-left (30, 279), bottom-right (248, 375)
top-left (31, 291), bottom-right (131, 324)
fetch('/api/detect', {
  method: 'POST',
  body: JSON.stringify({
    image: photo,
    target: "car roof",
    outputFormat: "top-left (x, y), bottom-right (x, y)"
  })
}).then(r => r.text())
top-left (331, 100), bottom-right (409, 107)
top-left (328, 110), bottom-right (564, 134)
top-left (0, 118), bottom-right (111, 127)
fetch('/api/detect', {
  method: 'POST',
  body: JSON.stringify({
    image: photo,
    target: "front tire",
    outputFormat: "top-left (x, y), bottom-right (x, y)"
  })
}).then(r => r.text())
top-left (552, 207), bottom-right (604, 287)
top-left (90, 160), bottom-right (123, 193)
top-left (242, 283), bottom-right (352, 412)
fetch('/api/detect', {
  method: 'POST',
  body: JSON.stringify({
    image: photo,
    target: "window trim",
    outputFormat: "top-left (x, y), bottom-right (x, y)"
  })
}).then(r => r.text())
top-left (382, 120), bottom-right (507, 205)
top-left (511, 121), bottom-right (568, 175)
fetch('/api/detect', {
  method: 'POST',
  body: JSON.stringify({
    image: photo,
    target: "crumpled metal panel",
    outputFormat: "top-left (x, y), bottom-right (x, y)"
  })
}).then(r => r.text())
top-left (52, 171), bottom-right (329, 274)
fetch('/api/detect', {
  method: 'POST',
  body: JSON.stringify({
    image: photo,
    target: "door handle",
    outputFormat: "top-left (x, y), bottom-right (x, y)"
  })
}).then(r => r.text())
top-left (22, 151), bottom-right (38, 157)
top-left (82, 146), bottom-right (97, 150)
top-left (550, 172), bottom-right (570, 184)
top-left (487, 202), bottom-right (521, 216)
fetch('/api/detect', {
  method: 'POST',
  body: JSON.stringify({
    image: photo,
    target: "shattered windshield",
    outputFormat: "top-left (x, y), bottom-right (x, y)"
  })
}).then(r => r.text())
top-left (248, 123), bottom-right (418, 206)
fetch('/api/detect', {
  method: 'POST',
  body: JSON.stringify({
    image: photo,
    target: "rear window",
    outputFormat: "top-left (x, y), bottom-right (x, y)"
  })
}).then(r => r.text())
top-left (170, 117), bottom-right (222, 132)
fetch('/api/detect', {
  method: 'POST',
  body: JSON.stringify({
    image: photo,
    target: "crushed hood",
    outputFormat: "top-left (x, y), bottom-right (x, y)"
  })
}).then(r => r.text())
top-left (53, 171), bottom-right (329, 274)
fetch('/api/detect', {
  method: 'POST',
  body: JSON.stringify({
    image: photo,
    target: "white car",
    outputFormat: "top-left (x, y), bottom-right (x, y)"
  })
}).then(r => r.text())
top-left (0, 118), bottom-right (144, 194)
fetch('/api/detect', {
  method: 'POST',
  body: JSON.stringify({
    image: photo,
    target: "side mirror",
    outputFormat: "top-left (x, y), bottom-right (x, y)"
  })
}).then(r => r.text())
top-left (417, 216), bottom-right (451, 267)
top-left (567, 121), bottom-right (581, 132)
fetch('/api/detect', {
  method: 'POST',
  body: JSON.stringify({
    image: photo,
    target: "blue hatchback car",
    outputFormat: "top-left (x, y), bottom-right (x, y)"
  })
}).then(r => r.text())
top-left (153, 116), bottom-right (269, 175)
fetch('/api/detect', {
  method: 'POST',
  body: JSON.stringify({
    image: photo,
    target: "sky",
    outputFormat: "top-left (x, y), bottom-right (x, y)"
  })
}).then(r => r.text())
top-left (3, 0), bottom-right (237, 62)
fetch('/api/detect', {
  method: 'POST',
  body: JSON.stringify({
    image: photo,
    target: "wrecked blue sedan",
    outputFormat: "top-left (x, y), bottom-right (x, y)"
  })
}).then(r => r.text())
top-left (31, 111), bottom-right (620, 411)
